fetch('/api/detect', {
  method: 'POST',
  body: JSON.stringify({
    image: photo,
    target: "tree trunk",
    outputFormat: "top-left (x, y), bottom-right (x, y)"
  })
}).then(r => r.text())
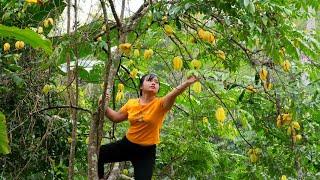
top-left (107, 163), bottom-right (120, 180)
top-left (68, 0), bottom-right (79, 179)
top-left (87, 1), bottom-right (154, 179)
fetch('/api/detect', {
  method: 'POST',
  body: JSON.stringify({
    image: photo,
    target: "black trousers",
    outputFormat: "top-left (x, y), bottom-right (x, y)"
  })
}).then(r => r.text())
top-left (98, 136), bottom-right (156, 180)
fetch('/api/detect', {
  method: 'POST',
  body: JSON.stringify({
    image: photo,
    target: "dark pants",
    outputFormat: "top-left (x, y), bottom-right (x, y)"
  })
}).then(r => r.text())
top-left (98, 136), bottom-right (156, 180)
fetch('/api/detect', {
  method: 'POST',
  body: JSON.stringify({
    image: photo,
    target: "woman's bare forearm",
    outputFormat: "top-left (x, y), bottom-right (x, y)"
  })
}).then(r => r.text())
top-left (105, 107), bottom-right (127, 123)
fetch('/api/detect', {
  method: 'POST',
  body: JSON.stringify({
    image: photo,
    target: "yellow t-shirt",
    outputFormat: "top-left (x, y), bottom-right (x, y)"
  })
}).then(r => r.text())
top-left (119, 97), bottom-right (169, 145)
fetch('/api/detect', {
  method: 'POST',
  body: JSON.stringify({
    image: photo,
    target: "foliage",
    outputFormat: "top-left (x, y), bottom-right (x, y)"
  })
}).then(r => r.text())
top-left (0, 25), bottom-right (53, 54)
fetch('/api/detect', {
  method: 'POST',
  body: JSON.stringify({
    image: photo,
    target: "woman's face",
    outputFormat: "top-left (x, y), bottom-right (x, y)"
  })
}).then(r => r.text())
top-left (141, 75), bottom-right (160, 95)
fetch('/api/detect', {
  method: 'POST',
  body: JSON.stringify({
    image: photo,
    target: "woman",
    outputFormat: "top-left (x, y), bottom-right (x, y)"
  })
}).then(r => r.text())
top-left (98, 73), bottom-right (198, 180)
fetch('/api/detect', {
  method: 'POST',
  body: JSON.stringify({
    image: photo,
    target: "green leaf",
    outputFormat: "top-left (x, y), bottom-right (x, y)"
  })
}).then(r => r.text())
top-left (0, 111), bottom-right (10, 155)
top-left (248, 1), bottom-right (255, 14)
top-left (262, 15), bottom-right (268, 26)
top-left (284, 37), bottom-right (299, 60)
top-left (7, 64), bottom-right (23, 72)
top-left (244, 0), bottom-right (250, 7)
top-left (184, 3), bottom-right (192, 10)
top-left (12, 74), bottom-right (25, 88)
top-left (237, 90), bottom-right (245, 103)
top-left (0, 24), bottom-right (52, 54)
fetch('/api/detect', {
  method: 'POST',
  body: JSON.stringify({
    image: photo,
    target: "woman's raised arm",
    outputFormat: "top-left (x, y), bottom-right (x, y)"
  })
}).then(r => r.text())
top-left (161, 76), bottom-right (198, 111)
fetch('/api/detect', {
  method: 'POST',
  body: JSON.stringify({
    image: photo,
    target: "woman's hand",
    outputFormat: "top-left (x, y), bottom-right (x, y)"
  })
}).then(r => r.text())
top-left (185, 75), bottom-right (199, 85)
top-left (98, 92), bottom-right (110, 105)
top-left (98, 92), bottom-right (128, 122)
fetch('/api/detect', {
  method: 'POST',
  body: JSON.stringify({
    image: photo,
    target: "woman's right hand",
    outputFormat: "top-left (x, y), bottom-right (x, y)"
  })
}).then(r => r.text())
top-left (98, 92), bottom-right (110, 105)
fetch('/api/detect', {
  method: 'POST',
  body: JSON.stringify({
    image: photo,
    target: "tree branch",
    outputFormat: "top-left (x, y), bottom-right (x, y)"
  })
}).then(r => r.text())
top-left (108, 0), bottom-right (122, 29)
top-left (29, 105), bottom-right (92, 115)
top-left (120, 0), bottom-right (125, 21)
top-left (126, 1), bottom-right (154, 31)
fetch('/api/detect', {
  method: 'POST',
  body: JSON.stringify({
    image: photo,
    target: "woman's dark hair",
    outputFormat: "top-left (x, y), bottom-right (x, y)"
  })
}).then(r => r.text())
top-left (139, 73), bottom-right (160, 96)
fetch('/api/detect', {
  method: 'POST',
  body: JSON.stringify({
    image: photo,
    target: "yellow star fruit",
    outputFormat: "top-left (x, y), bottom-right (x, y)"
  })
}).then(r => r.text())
top-left (47, 18), bottom-right (54, 25)
top-left (119, 43), bottom-right (132, 55)
top-left (192, 82), bottom-right (202, 93)
top-left (172, 56), bottom-right (183, 71)
top-left (130, 68), bottom-right (138, 79)
top-left (191, 59), bottom-right (201, 69)
top-left (202, 117), bottom-right (209, 124)
top-left (246, 85), bottom-right (256, 93)
top-left (248, 148), bottom-right (261, 163)
top-left (26, 0), bottom-right (38, 3)
top-left (116, 91), bottom-right (124, 102)
top-left (123, 169), bottom-right (129, 175)
top-left (216, 50), bottom-right (226, 60)
top-left (276, 118), bottom-right (282, 128)
top-left (215, 107), bottom-right (226, 122)
top-left (293, 134), bottom-right (302, 143)
top-left (281, 175), bottom-right (287, 180)
top-left (282, 113), bottom-right (292, 125)
top-left (203, 31), bottom-right (211, 41)
top-left (263, 82), bottom-right (272, 90)
top-left (295, 134), bottom-right (302, 141)
top-left (42, 84), bottom-right (51, 94)
top-left (43, 19), bottom-right (49, 27)
top-left (15, 41), bottom-right (25, 50)
top-left (3, 43), bottom-right (10, 52)
top-left (198, 28), bottom-right (206, 40)
top-left (208, 32), bottom-right (216, 44)
top-left (259, 67), bottom-right (268, 81)
top-left (279, 47), bottom-right (285, 57)
top-left (133, 49), bottom-right (140, 57)
top-left (249, 154), bottom-right (258, 163)
top-left (144, 49), bottom-right (153, 60)
top-left (37, 26), bottom-right (43, 34)
top-left (292, 121), bottom-right (300, 130)
top-left (282, 60), bottom-right (291, 72)
top-left (164, 25), bottom-right (174, 35)
top-left (67, 137), bottom-right (72, 144)
top-left (276, 113), bottom-right (293, 127)
top-left (118, 83), bottom-right (124, 92)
